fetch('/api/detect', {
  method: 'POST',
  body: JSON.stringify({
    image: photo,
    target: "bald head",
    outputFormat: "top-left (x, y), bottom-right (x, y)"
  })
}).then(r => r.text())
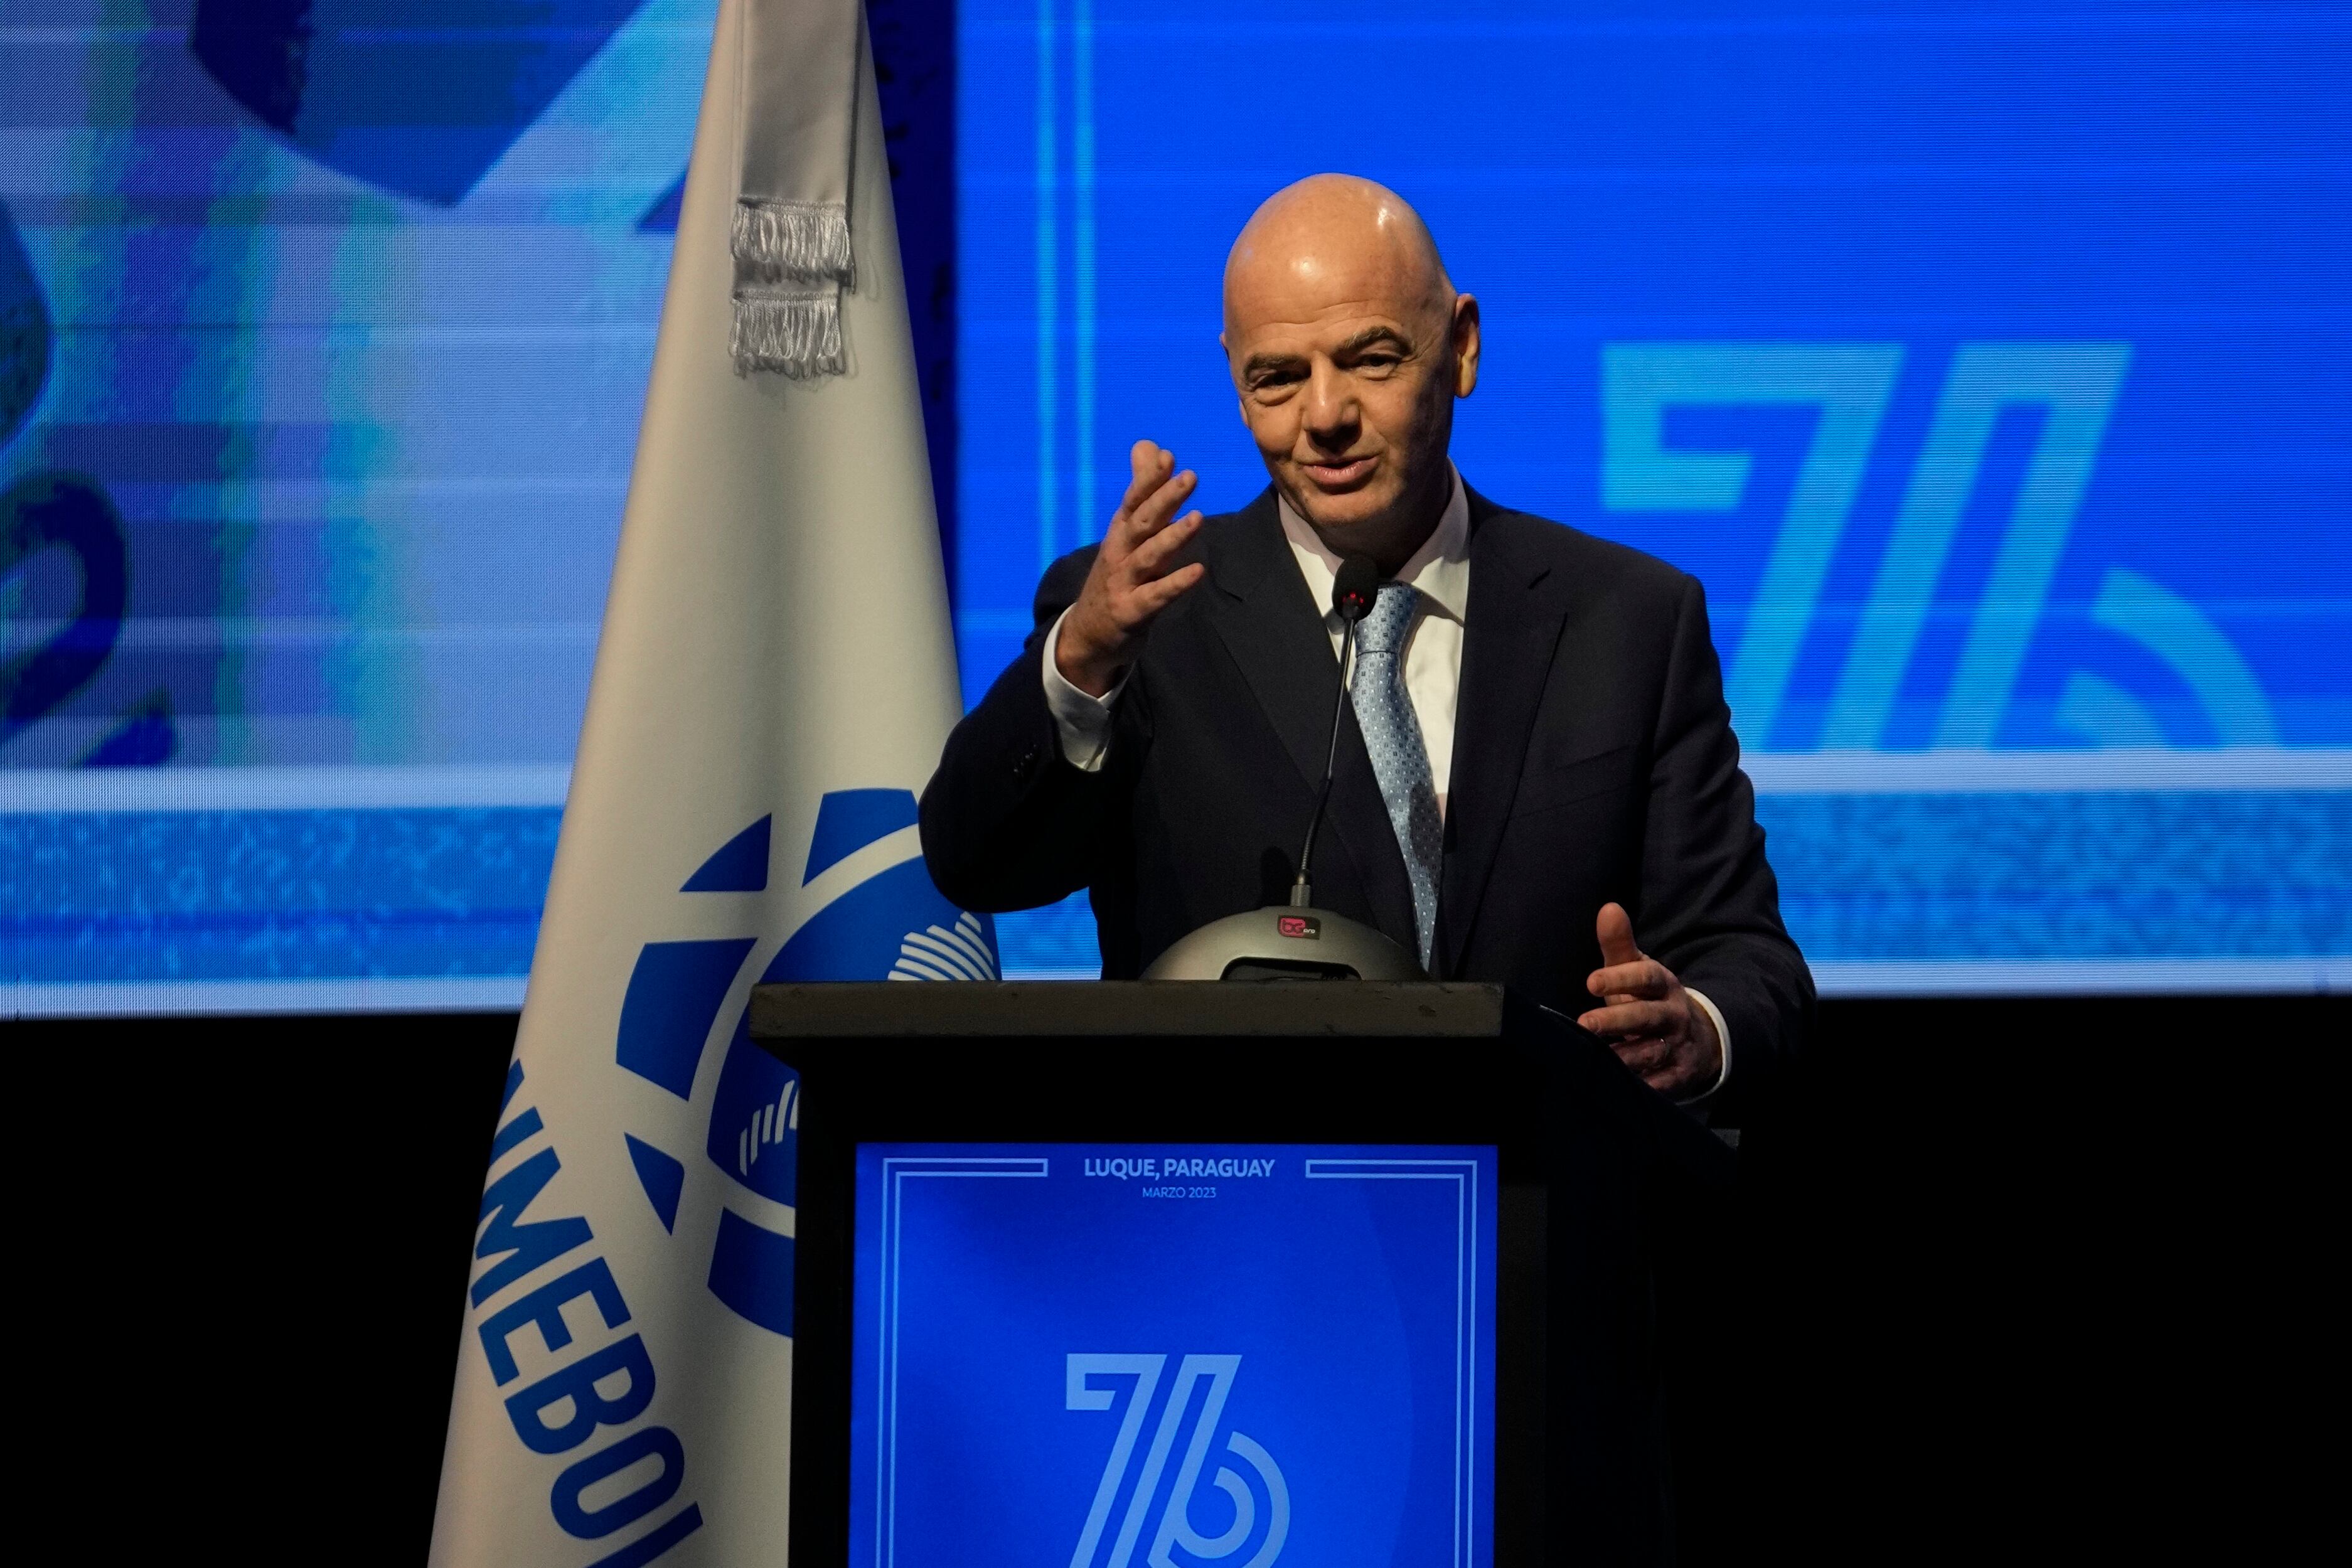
top-left (1223, 175), bottom-right (1453, 339)
top-left (1219, 175), bottom-right (1479, 568)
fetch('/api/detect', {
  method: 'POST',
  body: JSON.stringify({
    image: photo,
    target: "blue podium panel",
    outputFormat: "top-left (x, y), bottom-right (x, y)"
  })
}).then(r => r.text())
top-left (849, 1143), bottom-right (1500, 1568)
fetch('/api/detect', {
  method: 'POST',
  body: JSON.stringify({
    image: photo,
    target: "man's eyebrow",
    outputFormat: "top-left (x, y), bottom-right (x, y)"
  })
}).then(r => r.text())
top-left (1241, 348), bottom-right (1307, 378)
top-left (1242, 325), bottom-right (1414, 378)
top-left (1332, 325), bottom-right (1413, 356)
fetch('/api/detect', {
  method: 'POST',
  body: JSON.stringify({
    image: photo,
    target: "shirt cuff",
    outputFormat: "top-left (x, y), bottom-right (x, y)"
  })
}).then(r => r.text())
top-left (1041, 607), bottom-right (1125, 772)
top-left (1677, 988), bottom-right (1733, 1105)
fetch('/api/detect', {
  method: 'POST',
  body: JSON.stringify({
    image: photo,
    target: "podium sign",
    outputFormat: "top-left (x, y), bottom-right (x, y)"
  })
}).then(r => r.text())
top-left (847, 1141), bottom-right (1499, 1568)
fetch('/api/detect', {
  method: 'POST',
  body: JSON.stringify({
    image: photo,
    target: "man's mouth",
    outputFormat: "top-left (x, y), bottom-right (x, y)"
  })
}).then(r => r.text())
top-left (1298, 454), bottom-right (1377, 489)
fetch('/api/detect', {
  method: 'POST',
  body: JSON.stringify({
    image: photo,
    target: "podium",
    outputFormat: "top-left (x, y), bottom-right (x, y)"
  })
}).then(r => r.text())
top-left (751, 981), bottom-right (1736, 1567)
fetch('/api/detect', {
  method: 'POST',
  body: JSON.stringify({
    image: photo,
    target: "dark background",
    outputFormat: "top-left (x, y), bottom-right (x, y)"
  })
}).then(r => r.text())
top-left (14, 991), bottom-right (2339, 1560)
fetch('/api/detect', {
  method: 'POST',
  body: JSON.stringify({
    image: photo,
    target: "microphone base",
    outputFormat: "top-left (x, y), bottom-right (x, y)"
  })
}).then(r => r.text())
top-left (1139, 905), bottom-right (1426, 982)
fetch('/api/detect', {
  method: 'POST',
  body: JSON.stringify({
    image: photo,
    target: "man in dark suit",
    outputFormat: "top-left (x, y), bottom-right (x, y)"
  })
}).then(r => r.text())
top-left (922, 174), bottom-right (1810, 1111)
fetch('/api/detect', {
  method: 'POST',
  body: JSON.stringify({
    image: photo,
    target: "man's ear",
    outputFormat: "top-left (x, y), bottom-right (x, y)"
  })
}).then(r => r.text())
top-left (1220, 331), bottom-right (1251, 425)
top-left (1451, 294), bottom-right (1482, 398)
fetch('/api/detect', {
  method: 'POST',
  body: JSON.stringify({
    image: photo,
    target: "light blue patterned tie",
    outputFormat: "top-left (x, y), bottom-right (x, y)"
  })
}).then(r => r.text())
top-left (1350, 582), bottom-right (1442, 967)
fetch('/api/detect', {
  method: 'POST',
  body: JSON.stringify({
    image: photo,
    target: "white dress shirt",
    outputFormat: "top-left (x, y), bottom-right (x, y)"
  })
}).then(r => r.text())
top-left (1037, 467), bottom-right (1728, 1097)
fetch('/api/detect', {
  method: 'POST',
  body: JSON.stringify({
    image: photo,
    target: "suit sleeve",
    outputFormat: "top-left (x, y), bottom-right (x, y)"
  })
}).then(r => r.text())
top-left (919, 546), bottom-right (1120, 912)
top-left (1638, 575), bottom-right (1815, 1111)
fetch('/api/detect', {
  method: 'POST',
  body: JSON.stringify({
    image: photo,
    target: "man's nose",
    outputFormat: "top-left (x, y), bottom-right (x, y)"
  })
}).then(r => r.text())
top-left (1302, 361), bottom-right (1357, 442)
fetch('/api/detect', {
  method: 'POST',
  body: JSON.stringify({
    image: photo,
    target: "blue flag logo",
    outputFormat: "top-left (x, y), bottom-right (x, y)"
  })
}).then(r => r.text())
top-left (609, 788), bottom-right (997, 1336)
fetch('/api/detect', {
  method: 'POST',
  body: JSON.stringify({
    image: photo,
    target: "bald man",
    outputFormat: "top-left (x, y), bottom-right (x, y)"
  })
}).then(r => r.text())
top-left (921, 176), bottom-right (1810, 1111)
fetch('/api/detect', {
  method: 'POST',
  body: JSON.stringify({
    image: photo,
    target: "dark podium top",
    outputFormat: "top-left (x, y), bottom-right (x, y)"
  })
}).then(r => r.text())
top-left (752, 978), bottom-right (1529, 1038)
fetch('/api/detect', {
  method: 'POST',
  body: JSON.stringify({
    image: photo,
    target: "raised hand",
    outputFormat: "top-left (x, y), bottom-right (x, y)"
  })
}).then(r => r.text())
top-left (1054, 440), bottom-right (1209, 696)
top-left (1578, 902), bottom-right (1722, 1100)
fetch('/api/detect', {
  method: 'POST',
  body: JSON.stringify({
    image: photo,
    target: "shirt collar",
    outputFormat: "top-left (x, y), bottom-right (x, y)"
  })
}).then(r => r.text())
top-left (1276, 464), bottom-right (1472, 624)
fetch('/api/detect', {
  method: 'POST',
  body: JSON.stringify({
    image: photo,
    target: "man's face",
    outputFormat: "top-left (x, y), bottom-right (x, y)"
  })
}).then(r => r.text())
top-left (1222, 229), bottom-right (1476, 544)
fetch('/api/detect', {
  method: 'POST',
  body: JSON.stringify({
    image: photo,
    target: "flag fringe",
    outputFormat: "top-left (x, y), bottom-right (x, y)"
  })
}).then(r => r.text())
top-left (731, 199), bottom-right (853, 282)
top-left (730, 290), bottom-right (845, 378)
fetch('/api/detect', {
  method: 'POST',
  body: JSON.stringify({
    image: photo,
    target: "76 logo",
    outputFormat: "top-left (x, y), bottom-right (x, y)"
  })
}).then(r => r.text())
top-left (1066, 1354), bottom-right (1290, 1568)
top-left (1603, 341), bottom-right (2275, 752)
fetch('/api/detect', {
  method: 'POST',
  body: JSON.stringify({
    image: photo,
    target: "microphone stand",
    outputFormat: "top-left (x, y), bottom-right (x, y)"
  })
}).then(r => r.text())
top-left (1291, 554), bottom-right (1377, 909)
top-left (1138, 551), bottom-right (1420, 980)
top-left (1291, 617), bottom-right (1359, 909)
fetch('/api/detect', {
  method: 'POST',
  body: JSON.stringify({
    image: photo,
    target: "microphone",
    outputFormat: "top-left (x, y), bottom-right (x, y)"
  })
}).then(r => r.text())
top-left (1143, 547), bottom-right (1419, 979)
top-left (1292, 553), bottom-right (1381, 908)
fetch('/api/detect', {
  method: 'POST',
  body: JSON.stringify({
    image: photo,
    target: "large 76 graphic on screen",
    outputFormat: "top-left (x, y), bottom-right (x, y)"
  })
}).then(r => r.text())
top-left (1602, 343), bottom-right (2275, 752)
top-left (1066, 1354), bottom-right (1290, 1568)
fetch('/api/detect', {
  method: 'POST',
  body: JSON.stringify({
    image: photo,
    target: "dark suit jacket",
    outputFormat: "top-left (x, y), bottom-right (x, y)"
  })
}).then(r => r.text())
top-left (921, 484), bottom-right (1813, 1109)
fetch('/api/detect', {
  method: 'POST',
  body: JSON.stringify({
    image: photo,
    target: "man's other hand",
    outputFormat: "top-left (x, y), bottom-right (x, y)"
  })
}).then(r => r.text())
top-left (1578, 902), bottom-right (1721, 1100)
top-left (1056, 440), bottom-right (1209, 696)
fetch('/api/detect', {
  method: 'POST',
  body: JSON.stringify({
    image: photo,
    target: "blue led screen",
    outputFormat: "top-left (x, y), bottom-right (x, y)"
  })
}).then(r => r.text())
top-left (1, 1), bottom-right (2346, 1011)
top-left (1, 0), bottom-right (708, 1012)
top-left (958, 1), bottom-right (2352, 990)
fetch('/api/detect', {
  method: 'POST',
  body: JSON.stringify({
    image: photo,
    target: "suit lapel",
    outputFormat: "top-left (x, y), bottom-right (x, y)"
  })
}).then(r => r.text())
top-left (1203, 492), bottom-right (1419, 946)
top-left (1202, 491), bottom-right (1335, 790)
top-left (1437, 493), bottom-right (1571, 974)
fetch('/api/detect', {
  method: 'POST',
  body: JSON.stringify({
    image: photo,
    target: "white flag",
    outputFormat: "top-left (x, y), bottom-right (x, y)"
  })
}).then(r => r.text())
top-left (429, 3), bottom-right (992, 1562)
